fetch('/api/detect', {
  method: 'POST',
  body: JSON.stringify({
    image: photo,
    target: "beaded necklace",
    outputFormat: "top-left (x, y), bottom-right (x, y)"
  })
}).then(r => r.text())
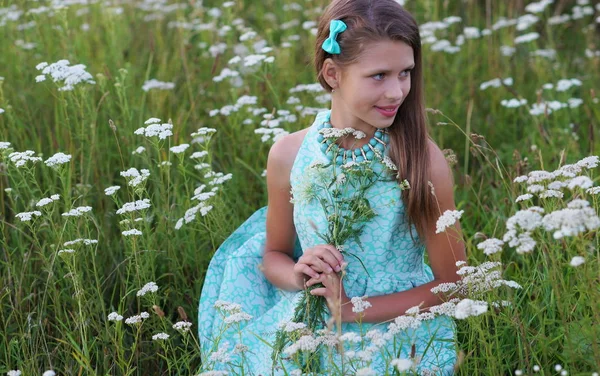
top-left (317, 112), bottom-right (390, 165)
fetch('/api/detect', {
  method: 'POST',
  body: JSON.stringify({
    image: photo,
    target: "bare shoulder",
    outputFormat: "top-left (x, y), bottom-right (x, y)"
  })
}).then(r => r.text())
top-left (267, 127), bottom-right (311, 180)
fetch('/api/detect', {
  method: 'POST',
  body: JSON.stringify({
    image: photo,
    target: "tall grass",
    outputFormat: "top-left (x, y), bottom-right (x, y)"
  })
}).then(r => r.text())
top-left (0, 0), bottom-right (599, 374)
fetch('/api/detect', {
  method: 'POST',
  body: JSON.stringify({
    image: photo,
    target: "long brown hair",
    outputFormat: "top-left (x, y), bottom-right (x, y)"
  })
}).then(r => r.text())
top-left (314, 0), bottom-right (435, 243)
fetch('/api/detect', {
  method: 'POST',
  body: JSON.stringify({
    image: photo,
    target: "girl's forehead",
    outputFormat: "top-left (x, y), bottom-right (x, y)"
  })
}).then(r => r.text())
top-left (355, 40), bottom-right (414, 69)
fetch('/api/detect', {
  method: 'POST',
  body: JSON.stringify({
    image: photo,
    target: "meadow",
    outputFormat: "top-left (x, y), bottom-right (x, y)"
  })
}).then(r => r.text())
top-left (1, 0), bottom-right (600, 374)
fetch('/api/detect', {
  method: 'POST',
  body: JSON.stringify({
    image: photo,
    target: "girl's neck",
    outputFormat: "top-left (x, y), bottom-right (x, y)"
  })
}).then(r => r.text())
top-left (328, 103), bottom-right (378, 150)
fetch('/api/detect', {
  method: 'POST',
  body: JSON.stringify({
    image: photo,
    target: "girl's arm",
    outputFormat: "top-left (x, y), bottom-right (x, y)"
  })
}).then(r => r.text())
top-left (342, 140), bottom-right (467, 323)
top-left (262, 134), bottom-right (305, 292)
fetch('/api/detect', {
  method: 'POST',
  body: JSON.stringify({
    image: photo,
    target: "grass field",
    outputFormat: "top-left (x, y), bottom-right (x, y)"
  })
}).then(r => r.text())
top-left (1, 0), bottom-right (600, 374)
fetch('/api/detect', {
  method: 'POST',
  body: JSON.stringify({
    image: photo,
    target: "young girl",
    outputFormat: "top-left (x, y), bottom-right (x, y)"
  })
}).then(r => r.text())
top-left (198, 0), bottom-right (467, 374)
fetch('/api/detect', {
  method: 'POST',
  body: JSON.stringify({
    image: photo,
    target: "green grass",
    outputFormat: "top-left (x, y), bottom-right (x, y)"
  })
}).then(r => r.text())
top-left (1, 0), bottom-right (600, 374)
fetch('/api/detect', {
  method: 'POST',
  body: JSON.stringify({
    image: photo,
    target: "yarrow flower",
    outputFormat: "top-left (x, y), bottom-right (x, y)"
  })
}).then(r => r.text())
top-left (120, 168), bottom-right (150, 187)
top-left (454, 298), bottom-right (488, 319)
top-left (351, 296), bottom-right (372, 313)
top-left (44, 152), bottom-right (71, 167)
top-left (476, 238), bottom-right (504, 255)
top-left (122, 229), bottom-right (143, 236)
top-left (35, 60), bottom-right (96, 91)
top-left (116, 199), bottom-right (151, 215)
top-left (15, 211), bottom-right (42, 222)
top-left (170, 143), bottom-right (189, 154)
top-left (137, 281), bottom-right (159, 296)
top-left (104, 185), bottom-right (120, 196)
top-left (36, 194), bottom-right (60, 207)
top-left (107, 312), bottom-right (124, 321)
top-left (8, 150), bottom-right (43, 167)
top-left (152, 332), bottom-right (170, 340)
top-left (62, 206), bottom-right (92, 217)
top-left (134, 118), bottom-right (173, 139)
top-left (172, 321), bottom-right (193, 333)
top-left (142, 79), bottom-right (175, 92)
top-left (435, 209), bottom-right (464, 233)
top-left (570, 256), bottom-right (585, 267)
top-left (124, 311), bottom-right (150, 325)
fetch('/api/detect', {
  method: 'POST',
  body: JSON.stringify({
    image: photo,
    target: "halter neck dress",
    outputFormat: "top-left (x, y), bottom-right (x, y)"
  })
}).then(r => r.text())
top-left (197, 109), bottom-right (457, 375)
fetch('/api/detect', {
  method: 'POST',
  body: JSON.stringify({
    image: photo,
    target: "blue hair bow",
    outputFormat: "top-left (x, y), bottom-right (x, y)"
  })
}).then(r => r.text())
top-left (321, 19), bottom-right (347, 54)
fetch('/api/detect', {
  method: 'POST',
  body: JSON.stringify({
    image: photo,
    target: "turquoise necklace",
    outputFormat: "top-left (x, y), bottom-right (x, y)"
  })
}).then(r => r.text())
top-left (317, 113), bottom-right (390, 165)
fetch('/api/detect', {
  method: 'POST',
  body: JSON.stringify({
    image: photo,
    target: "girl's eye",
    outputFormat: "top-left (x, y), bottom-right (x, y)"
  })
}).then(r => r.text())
top-left (373, 73), bottom-right (385, 81)
top-left (400, 69), bottom-right (412, 78)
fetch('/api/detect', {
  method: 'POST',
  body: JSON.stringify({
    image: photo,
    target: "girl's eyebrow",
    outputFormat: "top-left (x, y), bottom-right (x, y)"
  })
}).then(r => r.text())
top-left (367, 63), bottom-right (415, 74)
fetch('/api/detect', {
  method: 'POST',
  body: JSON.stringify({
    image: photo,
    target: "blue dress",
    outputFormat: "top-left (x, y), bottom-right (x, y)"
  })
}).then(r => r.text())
top-left (198, 109), bottom-right (457, 375)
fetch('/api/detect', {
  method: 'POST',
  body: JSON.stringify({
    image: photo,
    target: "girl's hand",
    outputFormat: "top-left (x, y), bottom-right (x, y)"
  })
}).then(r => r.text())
top-left (306, 270), bottom-right (350, 322)
top-left (292, 244), bottom-right (345, 289)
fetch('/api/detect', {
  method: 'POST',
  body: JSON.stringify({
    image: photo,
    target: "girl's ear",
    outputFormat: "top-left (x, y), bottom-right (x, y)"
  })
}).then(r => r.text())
top-left (322, 58), bottom-right (341, 90)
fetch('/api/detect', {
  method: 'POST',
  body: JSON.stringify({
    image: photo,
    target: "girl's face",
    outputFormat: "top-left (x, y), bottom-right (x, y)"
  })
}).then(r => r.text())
top-left (331, 39), bottom-right (415, 134)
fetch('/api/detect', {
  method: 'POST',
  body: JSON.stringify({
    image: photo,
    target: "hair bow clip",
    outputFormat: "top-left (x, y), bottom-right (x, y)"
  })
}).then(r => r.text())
top-left (321, 19), bottom-right (347, 55)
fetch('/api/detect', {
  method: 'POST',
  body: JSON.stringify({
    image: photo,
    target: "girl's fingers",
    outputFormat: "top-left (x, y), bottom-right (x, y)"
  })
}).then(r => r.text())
top-left (309, 287), bottom-right (327, 296)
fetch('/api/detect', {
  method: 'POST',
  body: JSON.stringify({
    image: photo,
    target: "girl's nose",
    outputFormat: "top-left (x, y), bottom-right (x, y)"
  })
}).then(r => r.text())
top-left (385, 80), bottom-right (404, 101)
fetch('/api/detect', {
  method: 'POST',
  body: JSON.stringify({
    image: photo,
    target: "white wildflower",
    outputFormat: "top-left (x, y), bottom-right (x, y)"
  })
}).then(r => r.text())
top-left (116, 199), bottom-right (151, 215)
top-left (132, 146), bottom-right (146, 155)
top-left (62, 206), bottom-right (92, 217)
top-left (35, 59), bottom-right (96, 91)
top-left (137, 281), bottom-right (159, 296)
top-left (209, 341), bottom-right (231, 363)
top-left (44, 152), bottom-right (71, 167)
top-left (142, 79), bottom-right (175, 92)
top-left (120, 168), bottom-right (150, 187)
top-left (539, 189), bottom-right (564, 198)
top-left (190, 151), bottom-right (209, 159)
top-left (516, 193), bottom-right (533, 202)
top-left (339, 332), bottom-right (362, 343)
top-left (355, 367), bottom-right (376, 376)
top-left (104, 186), bottom-right (121, 196)
top-left (454, 299), bottom-right (488, 319)
top-left (42, 371), bottom-right (56, 376)
top-left (7, 370), bottom-right (21, 376)
top-left (223, 312), bottom-right (252, 324)
top-left (122, 229), bottom-right (143, 236)
top-left (435, 209), bottom-right (464, 233)
top-left (541, 201), bottom-right (600, 239)
top-left (567, 176), bottom-right (593, 190)
top-left (170, 144), bottom-right (189, 154)
top-left (152, 332), bottom-right (170, 340)
top-left (283, 335), bottom-right (319, 356)
top-left (570, 256), bottom-right (585, 267)
top-left (0, 141), bottom-right (11, 149)
top-left (173, 321), bottom-right (193, 333)
top-left (57, 249), bottom-right (75, 255)
top-left (15, 211), bottom-right (42, 222)
top-left (8, 150), bottom-right (43, 167)
top-left (107, 312), bottom-right (123, 321)
top-left (134, 120), bottom-right (173, 140)
top-left (351, 296), bottom-right (372, 313)
top-left (391, 358), bottom-right (414, 372)
top-left (477, 238), bottom-right (504, 255)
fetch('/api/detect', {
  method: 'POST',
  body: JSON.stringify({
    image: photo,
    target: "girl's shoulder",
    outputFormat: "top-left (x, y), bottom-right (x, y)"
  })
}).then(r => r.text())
top-left (266, 126), bottom-right (312, 184)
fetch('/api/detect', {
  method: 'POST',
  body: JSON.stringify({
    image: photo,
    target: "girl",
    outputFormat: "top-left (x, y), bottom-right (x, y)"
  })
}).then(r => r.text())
top-left (198, 0), bottom-right (467, 374)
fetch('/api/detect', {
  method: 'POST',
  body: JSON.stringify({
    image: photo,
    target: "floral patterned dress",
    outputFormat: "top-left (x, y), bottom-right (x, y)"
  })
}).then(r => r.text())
top-left (197, 109), bottom-right (457, 375)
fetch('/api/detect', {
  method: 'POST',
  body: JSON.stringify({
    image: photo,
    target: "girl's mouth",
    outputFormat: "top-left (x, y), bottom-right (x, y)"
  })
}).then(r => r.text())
top-left (374, 105), bottom-right (399, 117)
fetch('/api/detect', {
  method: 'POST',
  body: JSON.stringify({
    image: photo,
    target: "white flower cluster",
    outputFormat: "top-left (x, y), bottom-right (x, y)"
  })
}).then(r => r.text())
top-left (120, 167), bottom-right (150, 187)
top-left (351, 296), bottom-right (372, 313)
top-left (435, 209), bottom-right (464, 233)
top-left (152, 332), bottom-right (170, 340)
top-left (122, 229), bottom-right (142, 236)
top-left (64, 238), bottom-right (98, 246)
top-left (44, 152), bottom-right (71, 167)
top-left (172, 321), bottom-right (193, 333)
top-left (0, 141), bottom-right (11, 149)
top-left (57, 249), bottom-right (75, 255)
top-left (36, 194), bottom-right (60, 207)
top-left (137, 281), bottom-right (158, 297)
top-left (104, 185), bottom-right (120, 196)
top-left (62, 206), bottom-right (92, 217)
top-left (134, 118), bottom-right (173, 139)
top-left (170, 143), bottom-right (189, 154)
top-left (479, 77), bottom-right (513, 90)
top-left (35, 60), bottom-right (96, 91)
top-left (476, 237), bottom-right (504, 255)
top-left (124, 311), bottom-right (150, 325)
top-left (431, 260), bottom-right (521, 296)
top-left (541, 199), bottom-right (600, 239)
top-left (209, 341), bottom-right (232, 363)
top-left (116, 198), bottom-right (151, 215)
top-left (142, 79), bottom-right (175, 92)
top-left (8, 150), bottom-right (43, 167)
top-left (15, 211), bottom-right (42, 222)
